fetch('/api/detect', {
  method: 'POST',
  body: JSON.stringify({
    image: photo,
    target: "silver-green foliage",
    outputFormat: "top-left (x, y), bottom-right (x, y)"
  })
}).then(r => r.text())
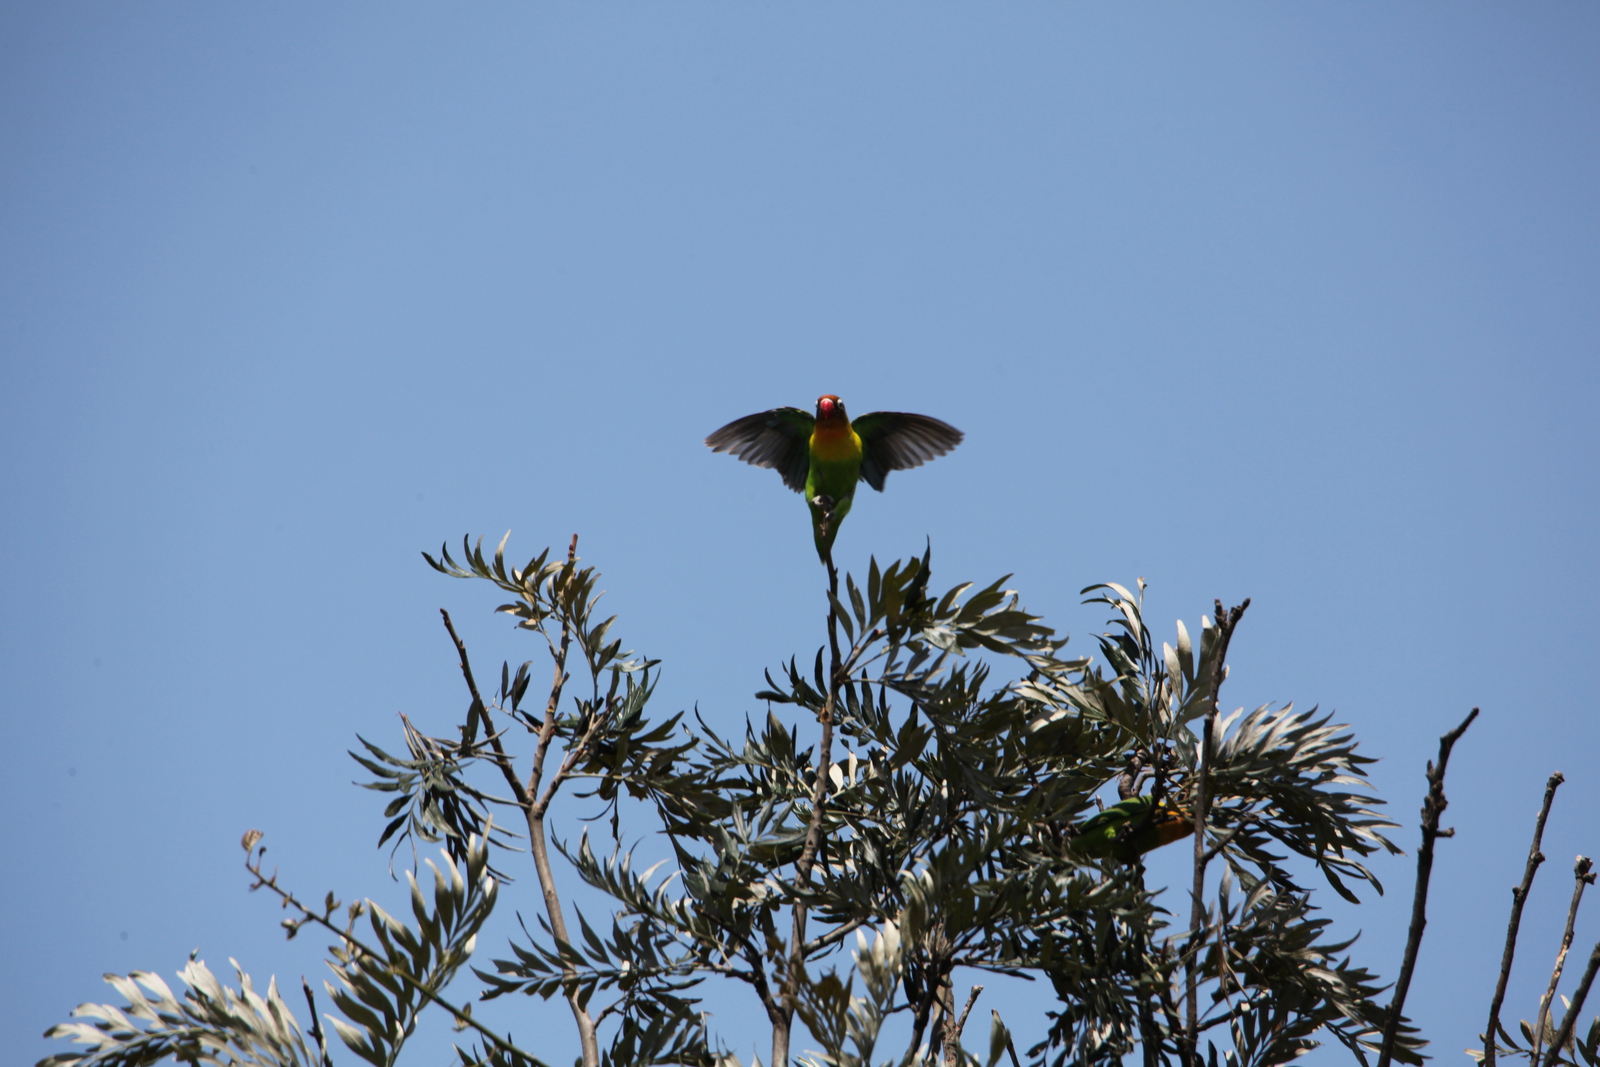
top-left (40, 957), bottom-right (319, 1067)
top-left (40, 537), bottom-right (1423, 1067)
top-left (320, 841), bottom-right (498, 1067)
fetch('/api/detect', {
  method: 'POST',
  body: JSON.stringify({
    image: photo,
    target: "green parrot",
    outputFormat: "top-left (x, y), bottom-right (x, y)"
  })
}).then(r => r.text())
top-left (1069, 796), bottom-right (1195, 863)
top-left (706, 394), bottom-right (963, 562)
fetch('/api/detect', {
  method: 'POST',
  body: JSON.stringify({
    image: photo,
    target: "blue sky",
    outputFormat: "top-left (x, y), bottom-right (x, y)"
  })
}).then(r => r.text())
top-left (3, 4), bottom-right (1596, 1064)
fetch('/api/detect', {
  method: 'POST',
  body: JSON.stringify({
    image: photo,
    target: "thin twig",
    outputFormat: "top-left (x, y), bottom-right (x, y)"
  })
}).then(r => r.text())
top-left (796, 552), bottom-right (843, 884)
top-left (801, 914), bottom-right (871, 957)
top-left (740, 938), bottom-right (788, 1034)
top-left (440, 607), bottom-right (488, 746)
top-left (1200, 820), bottom-right (1257, 865)
top-left (1483, 771), bottom-right (1565, 1067)
top-left (1376, 706), bottom-right (1478, 1067)
top-left (1184, 597), bottom-right (1249, 1066)
top-left (1547, 940), bottom-right (1600, 1067)
top-left (537, 681), bottom-right (619, 815)
top-left (1197, 1000), bottom-right (1257, 1034)
top-left (1533, 857), bottom-right (1596, 1067)
top-left (442, 610), bottom-right (533, 810)
top-left (300, 977), bottom-right (332, 1067)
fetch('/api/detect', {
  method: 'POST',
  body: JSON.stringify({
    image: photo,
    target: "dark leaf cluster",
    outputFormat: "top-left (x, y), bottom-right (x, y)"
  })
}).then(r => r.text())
top-left (42, 535), bottom-right (1461, 1067)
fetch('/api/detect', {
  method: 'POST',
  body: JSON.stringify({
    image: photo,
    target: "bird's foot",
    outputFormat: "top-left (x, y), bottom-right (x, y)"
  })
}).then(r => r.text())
top-left (811, 494), bottom-right (837, 535)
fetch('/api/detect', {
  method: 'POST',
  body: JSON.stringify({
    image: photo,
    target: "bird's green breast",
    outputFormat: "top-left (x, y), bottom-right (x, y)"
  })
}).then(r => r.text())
top-left (807, 425), bottom-right (862, 499)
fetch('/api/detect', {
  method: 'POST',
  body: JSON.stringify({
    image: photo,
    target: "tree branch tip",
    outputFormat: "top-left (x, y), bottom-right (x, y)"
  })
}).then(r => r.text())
top-left (952, 985), bottom-right (985, 1048)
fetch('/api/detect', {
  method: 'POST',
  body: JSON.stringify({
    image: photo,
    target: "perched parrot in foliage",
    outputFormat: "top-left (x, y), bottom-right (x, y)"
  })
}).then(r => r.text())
top-left (1069, 796), bottom-right (1195, 863)
top-left (706, 395), bottom-right (964, 562)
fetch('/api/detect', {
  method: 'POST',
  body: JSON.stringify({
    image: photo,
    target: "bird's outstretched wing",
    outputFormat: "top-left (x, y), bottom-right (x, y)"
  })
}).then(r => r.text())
top-left (852, 412), bottom-right (964, 492)
top-left (705, 407), bottom-right (815, 493)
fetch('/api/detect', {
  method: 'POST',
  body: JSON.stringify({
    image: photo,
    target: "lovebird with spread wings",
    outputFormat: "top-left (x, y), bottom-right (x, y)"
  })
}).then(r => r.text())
top-left (706, 394), bottom-right (963, 562)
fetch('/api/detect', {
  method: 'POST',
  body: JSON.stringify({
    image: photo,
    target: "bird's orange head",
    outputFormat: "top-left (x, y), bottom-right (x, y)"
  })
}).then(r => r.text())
top-left (815, 394), bottom-right (849, 426)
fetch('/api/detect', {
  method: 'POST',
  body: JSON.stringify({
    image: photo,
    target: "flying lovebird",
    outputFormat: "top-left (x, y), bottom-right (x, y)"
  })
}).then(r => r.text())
top-left (1069, 796), bottom-right (1195, 863)
top-left (706, 395), bottom-right (963, 562)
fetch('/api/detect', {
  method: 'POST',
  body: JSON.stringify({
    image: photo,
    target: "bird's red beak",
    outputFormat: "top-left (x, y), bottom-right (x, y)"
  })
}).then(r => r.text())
top-left (816, 395), bottom-right (840, 420)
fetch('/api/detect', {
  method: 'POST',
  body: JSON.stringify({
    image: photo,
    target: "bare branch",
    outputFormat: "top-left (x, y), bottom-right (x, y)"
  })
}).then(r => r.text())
top-left (1377, 706), bottom-right (1478, 1067)
top-left (1483, 770), bottom-right (1565, 1067)
top-left (440, 606), bottom-right (488, 746)
top-left (441, 609), bottom-right (533, 809)
top-left (1547, 940), bottom-right (1600, 1067)
top-left (776, 549), bottom-right (845, 1067)
top-left (300, 977), bottom-right (332, 1067)
top-left (802, 914), bottom-right (871, 958)
top-left (1533, 856), bottom-right (1596, 1067)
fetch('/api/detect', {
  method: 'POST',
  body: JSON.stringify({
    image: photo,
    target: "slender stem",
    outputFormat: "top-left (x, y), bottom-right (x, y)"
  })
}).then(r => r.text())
top-left (743, 941), bottom-right (790, 1041)
top-left (300, 978), bottom-right (333, 1067)
top-left (951, 985), bottom-right (984, 1065)
top-left (443, 610), bottom-right (531, 812)
top-left (441, 607), bottom-right (488, 746)
top-left (797, 553), bottom-right (843, 883)
top-left (1197, 1001), bottom-right (1258, 1034)
top-left (1200, 821), bottom-right (1253, 865)
top-left (1184, 597), bottom-right (1248, 1065)
top-left (537, 686), bottom-right (619, 815)
top-left (775, 551), bottom-right (844, 1067)
top-left (1483, 771), bottom-right (1565, 1067)
top-left (1376, 707), bottom-right (1478, 1067)
top-left (1532, 857), bottom-right (1596, 1067)
top-left (802, 914), bottom-right (870, 957)
top-left (1547, 941), bottom-right (1600, 1067)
